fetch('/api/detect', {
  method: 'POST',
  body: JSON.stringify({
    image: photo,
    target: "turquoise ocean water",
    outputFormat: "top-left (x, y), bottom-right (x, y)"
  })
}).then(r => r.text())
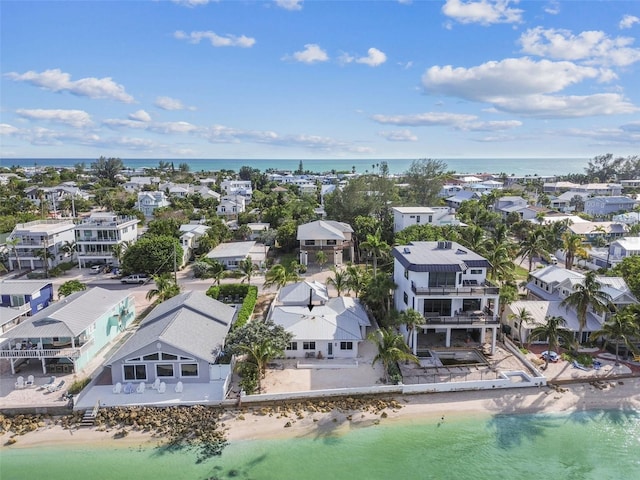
top-left (0, 157), bottom-right (591, 176)
top-left (2, 410), bottom-right (639, 480)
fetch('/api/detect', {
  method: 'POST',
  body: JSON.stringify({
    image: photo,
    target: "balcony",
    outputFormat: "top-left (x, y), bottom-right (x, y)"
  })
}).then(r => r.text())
top-left (411, 280), bottom-right (499, 296)
top-left (421, 311), bottom-right (498, 325)
top-left (0, 338), bottom-right (94, 360)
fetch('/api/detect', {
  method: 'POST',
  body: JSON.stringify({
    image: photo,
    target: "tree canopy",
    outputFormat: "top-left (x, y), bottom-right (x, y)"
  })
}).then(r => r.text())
top-left (91, 156), bottom-right (124, 186)
top-left (121, 235), bottom-right (183, 275)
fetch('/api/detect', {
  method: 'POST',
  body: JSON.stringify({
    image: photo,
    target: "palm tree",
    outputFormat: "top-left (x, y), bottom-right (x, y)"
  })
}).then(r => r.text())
top-left (361, 274), bottom-right (397, 325)
top-left (327, 266), bottom-right (349, 297)
top-left (508, 307), bottom-right (535, 346)
top-left (345, 263), bottom-right (368, 298)
top-left (6, 237), bottom-right (22, 271)
top-left (398, 308), bottom-right (424, 352)
top-left (560, 271), bottom-right (612, 344)
top-left (60, 240), bottom-right (77, 261)
top-left (529, 315), bottom-right (577, 370)
top-left (589, 310), bottom-right (640, 366)
top-left (263, 264), bottom-right (300, 290)
top-left (517, 228), bottom-right (548, 272)
top-left (368, 328), bottom-right (419, 383)
top-left (238, 257), bottom-right (256, 286)
top-left (36, 247), bottom-right (54, 278)
top-left (240, 342), bottom-right (281, 392)
top-left (146, 274), bottom-right (180, 303)
top-left (111, 240), bottom-right (131, 267)
top-left (459, 225), bottom-right (487, 257)
top-left (562, 232), bottom-right (589, 270)
top-left (315, 250), bottom-right (328, 270)
top-left (360, 229), bottom-right (390, 276)
top-left (486, 239), bottom-right (516, 284)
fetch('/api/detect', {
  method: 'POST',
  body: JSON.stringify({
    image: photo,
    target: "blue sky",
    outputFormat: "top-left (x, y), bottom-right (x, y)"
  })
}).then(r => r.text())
top-left (1, 0), bottom-right (639, 160)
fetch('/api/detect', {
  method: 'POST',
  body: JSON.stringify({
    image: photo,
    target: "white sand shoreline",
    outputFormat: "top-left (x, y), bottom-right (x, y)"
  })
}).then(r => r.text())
top-left (3, 379), bottom-right (639, 450)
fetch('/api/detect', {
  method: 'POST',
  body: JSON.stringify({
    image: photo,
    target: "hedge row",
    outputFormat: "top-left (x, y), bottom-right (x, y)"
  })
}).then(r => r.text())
top-left (205, 283), bottom-right (258, 330)
top-left (235, 286), bottom-right (258, 329)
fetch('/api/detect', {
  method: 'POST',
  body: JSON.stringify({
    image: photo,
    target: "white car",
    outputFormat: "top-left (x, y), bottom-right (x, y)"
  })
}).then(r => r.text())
top-left (549, 255), bottom-right (558, 265)
top-left (90, 265), bottom-right (103, 274)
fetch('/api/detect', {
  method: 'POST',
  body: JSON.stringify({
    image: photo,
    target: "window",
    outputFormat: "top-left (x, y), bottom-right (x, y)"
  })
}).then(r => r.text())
top-left (469, 269), bottom-right (482, 274)
top-left (403, 292), bottom-right (408, 305)
top-left (416, 215), bottom-right (421, 223)
top-left (161, 353), bottom-right (178, 360)
top-left (428, 272), bottom-right (456, 287)
top-left (286, 342), bottom-right (298, 351)
top-left (181, 364), bottom-right (198, 377)
top-left (303, 341), bottom-right (316, 350)
top-left (123, 364), bottom-right (147, 381)
top-left (404, 269), bottom-right (409, 279)
top-left (156, 364), bottom-right (174, 377)
top-left (340, 342), bottom-right (353, 350)
top-left (143, 353), bottom-right (159, 361)
top-left (424, 299), bottom-right (451, 316)
top-left (326, 239), bottom-right (337, 246)
top-left (305, 240), bottom-right (316, 246)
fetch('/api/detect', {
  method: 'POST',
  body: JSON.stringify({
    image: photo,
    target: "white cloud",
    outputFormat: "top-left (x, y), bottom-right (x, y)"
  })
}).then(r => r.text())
top-left (519, 27), bottom-right (640, 67)
top-left (15, 109), bottom-right (92, 128)
top-left (0, 124), bottom-right (19, 136)
top-left (561, 125), bottom-right (640, 145)
top-left (4, 69), bottom-right (134, 103)
top-left (423, 57), bottom-right (605, 100)
top-left (149, 121), bottom-right (198, 135)
top-left (543, 1), bottom-right (560, 15)
top-left (356, 48), bottom-right (387, 67)
top-left (378, 130), bottom-right (418, 142)
top-left (287, 44), bottom-right (329, 64)
top-left (620, 15), bottom-right (640, 30)
top-left (371, 112), bottom-right (477, 126)
top-left (129, 110), bottom-right (151, 122)
top-left (461, 120), bottom-right (523, 131)
top-left (441, 0), bottom-right (523, 26)
top-left (171, 0), bottom-right (217, 7)
top-left (490, 93), bottom-right (638, 118)
top-left (174, 30), bottom-right (256, 48)
top-left (154, 96), bottom-right (195, 111)
top-left (275, 0), bottom-right (303, 11)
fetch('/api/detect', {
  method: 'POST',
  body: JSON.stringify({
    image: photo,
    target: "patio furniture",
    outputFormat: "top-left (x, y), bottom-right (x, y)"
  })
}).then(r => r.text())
top-left (113, 382), bottom-right (122, 394)
top-left (123, 382), bottom-right (135, 394)
top-left (151, 378), bottom-right (161, 390)
top-left (14, 376), bottom-right (25, 389)
top-left (136, 382), bottom-right (146, 394)
top-left (157, 382), bottom-right (166, 394)
top-left (175, 381), bottom-right (183, 393)
top-left (47, 380), bottom-right (65, 393)
top-left (25, 375), bottom-right (34, 387)
top-left (41, 376), bottom-right (56, 389)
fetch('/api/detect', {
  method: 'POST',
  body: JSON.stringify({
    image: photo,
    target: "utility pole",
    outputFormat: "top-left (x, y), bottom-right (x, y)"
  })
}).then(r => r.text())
top-left (173, 243), bottom-right (178, 285)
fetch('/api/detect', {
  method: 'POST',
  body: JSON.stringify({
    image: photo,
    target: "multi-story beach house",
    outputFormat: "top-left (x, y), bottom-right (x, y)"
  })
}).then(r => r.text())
top-left (6, 219), bottom-right (76, 271)
top-left (297, 220), bottom-right (354, 267)
top-left (0, 280), bottom-right (54, 333)
top-left (216, 195), bottom-right (246, 217)
top-left (392, 241), bottom-right (500, 355)
top-left (75, 212), bottom-right (139, 268)
top-left (137, 191), bottom-right (171, 217)
top-left (0, 287), bottom-right (135, 375)
top-left (392, 207), bottom-right (460, 233)
top-left (583, 196), bottom-right (636, 218)
top-left (220, 179), bottom-right (253, 200)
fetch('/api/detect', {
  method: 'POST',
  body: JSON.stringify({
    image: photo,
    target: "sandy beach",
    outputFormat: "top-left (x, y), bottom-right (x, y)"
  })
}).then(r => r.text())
top-left (3, 378), bottom-right (639, 450)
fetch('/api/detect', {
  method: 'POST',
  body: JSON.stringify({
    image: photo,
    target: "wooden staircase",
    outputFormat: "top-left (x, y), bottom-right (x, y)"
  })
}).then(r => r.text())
top-left (80, 399), bottom-right (100, 427)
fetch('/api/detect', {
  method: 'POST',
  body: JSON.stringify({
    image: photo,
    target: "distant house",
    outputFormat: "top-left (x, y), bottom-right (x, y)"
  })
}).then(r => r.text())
top-left (269, 290), bottom-right (371, 359)
top-left (392, 206), bottom-right (460, 233)
top-left (123, 176), bottom-right (160, 193)
top-left (0, 287), bottom-right (135, 375)
top-left (179, 223), bottom-right (210, 263)
top-left (567, 221), bottom-right (627, 244)
top-left (584, 196), bottom-right (636, 217)
top-left (0, 279), bottom-right (54, 316)
top-left (297, 220), bottom-right (354, 267)
top-left (445, 190), bottom-right (482, 209)
top-left (216, 195), bottom-right (246, 217)
top-left (206, 241), bottom-right (267, 270)
top-left (106, 292), bottom-right (235, 391)
top-left (277, 280), bottom-right (330, 306)
top-left (246, 222), bottom-right (271, 241)
top-left (137, 191), bottom-right (171, 217)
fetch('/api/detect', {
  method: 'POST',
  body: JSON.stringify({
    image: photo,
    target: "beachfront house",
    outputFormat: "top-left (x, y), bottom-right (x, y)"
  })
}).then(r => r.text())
top-left (392, 241), bottom-right (500, 355)
top-left (392, 207), bottom-right (460, 233)
top-left (206, 240), bottom-right (267, 270)
top-left (105, 291), bottom-right (235, 392)
top-left (0, 287), bottom-right (135, 375)
top-left (297, 220), bottom-right (354, 267)
top-left (269, 281), bottom-right (370, 359)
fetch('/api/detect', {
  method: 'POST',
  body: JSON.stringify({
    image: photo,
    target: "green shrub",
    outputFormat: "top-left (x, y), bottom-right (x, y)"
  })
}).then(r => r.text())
top-left (387, 362), bottom-right (402, 385)
top-left (237, 362), bottom-right (259, 395)
top-left (234, 286), bottom-right (258, 330)
top-left (68, 377), bottom-right (92, 394)
top-left (519, 347), bottom-right (529, 355)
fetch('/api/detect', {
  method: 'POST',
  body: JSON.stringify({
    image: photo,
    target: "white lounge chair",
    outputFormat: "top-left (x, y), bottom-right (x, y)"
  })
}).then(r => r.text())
top-left (175, 381), bottom-right (183, 393)
top-left (151, 378), bottom-right (161, 390)
top-left (113, 382), bottom-right (122, 394)
top-left (157, 382), bottom-right (166, 394)
top-left (136, 382), bottom-right (146, 394)
top-left (14, 376), bottom-right (24, 389)
top-left (25, 375), bottom-right (34, 388)
top-left (47, 380), bottom-right (65, 393)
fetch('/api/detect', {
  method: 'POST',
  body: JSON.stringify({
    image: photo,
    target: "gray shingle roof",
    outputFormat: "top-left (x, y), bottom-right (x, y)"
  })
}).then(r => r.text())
top-left (0, 279), bottom-right (52, 296)
top-left (107, 291), bottom-right (236, 364)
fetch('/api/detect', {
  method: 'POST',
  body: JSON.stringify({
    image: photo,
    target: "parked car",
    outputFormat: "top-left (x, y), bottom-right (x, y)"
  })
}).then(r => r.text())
top-left (90, 265), bottom-right (103, 274)
top-left (120, 274), bottom-right (148, 284)
top-left (541, 350), bottom-right (560, 362)
top-left (549, 255), bottom-right (558, 265)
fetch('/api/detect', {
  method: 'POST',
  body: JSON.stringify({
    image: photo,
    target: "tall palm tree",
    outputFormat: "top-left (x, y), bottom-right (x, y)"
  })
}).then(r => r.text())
top-left (486, 239), bottom-right (516, 284)
top-left (60, 240), bottom-right (77, 261)
top-left (263, 264), bottom-right (300, 290)
top-left (398, 308), bottom-right (424, 351)
top-left (360, 229), bottom-right (390, 276)
top-left (111, 240), bottom-right (131, 267)
top-left (238, 257), bottom-right (256, 286)
top-left (529, 315), bottom-right (577, 370)
top-left (517, 228), bottom-right (548, 272)
top-left (508, 307), bottom-right (535, 346)
top-left (589, 310), bottom-right (640, 366)
top-left (345, 263), bottom-right (368, 298)
top-left (315, 250), bottom-right (328, 270)
top-left (36, 247), bottom-right (54, 278)
top-left (6, 237), bottom-right (22, 271)
top-left (240, 342), bottom-right (281, 392)
top-left (326, 266), bottom-right (348, 297)
top-left (562, 232), bottom-right (589, 270)
top-left (362, 274), bottom-right (397, 325)
top-left (459, 225), bottom-right (487, 257)
top-left (368, 328), bottom-right (419, 383)
top-left (146, 274), bottom-right (180, 303)
top-left (560, 271), bottom-right (612, 344)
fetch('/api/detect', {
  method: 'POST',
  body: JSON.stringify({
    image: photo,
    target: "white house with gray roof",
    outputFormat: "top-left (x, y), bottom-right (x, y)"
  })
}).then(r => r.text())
top-left (7, 219), bottom-right (77, 271)
top-left (297, 220), bottom-right (354, 267)
top-left (0, 287), bottom-right (135, 375)
top-left (206, 241), bottom-right (267, 270)
top-left (106, 291), bottom-right (235, 389)
top-left (392, 206), bottom-right (460, 233)
top-left (584, 196), bottom-right (636, 217)
top-left (392, 241), bottom-right (500, 355)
